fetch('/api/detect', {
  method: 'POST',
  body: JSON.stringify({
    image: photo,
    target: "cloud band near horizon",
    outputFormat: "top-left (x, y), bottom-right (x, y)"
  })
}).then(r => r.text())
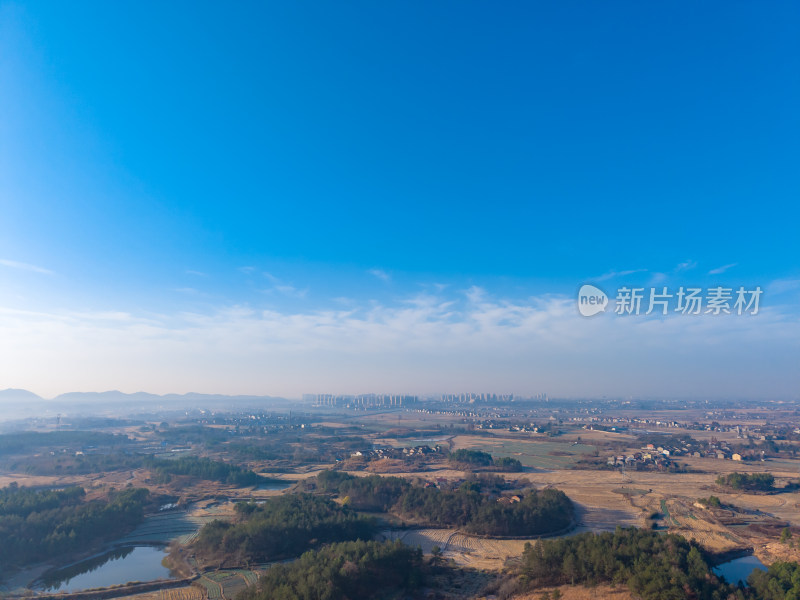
top-left (1, 285), bottom-right (798, 401)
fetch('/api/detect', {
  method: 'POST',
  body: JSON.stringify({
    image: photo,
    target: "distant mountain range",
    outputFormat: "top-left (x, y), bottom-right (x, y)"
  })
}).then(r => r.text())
top-left (0, 388), bottom-right (288, 402)
top-left (0, 388), bottom-right (293, 419)
top-left (50, 390), bottom-right (288, 403)
top-left (0, 388), bottom-right (45, 403)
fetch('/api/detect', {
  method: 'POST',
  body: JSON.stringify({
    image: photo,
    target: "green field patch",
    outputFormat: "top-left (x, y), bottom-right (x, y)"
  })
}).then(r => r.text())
top-left (457, 439), bottom-right (597, 469)
top-left (198, 577), bottom-right (223, 600)
top-left (240, 570), bottom-right (260, 586)
top-left (660, 499), bottom-right (680, 527)
top-left (201, 569), bottom-right (259, 598)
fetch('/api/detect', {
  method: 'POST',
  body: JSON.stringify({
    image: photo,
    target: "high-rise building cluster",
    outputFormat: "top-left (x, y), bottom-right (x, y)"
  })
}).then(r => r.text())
top-left (303, 393), bottom-right (418, 408)
top-left (439, 393), bottom-right (515, 404)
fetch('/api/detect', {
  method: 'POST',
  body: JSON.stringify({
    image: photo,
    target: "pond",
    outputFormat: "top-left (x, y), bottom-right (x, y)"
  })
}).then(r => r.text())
top-left (713, 555), bottom-right (767, 585)
top-left (35, 545), bottom-right (174, 592)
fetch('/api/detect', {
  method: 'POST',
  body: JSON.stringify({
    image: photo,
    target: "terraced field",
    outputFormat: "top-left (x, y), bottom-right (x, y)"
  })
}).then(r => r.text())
top-left (381, 528), bottom-right (452, 553)
top-left (205, 572), bottom-right (249, 599)
top-left (239, 570), bottom-right (260, 586)
top-left (197, 576), bottom-right (223, 600)
top-left (118, 502), bottom-right (236, 546)
top-left (116, 511), bottom-right (207, 545)
top-left (196, 570), bottom-right (262, 600)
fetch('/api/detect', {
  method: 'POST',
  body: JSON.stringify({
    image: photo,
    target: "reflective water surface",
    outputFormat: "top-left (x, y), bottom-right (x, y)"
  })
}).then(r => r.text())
top-left (36, 545), bottom-right (173, 592)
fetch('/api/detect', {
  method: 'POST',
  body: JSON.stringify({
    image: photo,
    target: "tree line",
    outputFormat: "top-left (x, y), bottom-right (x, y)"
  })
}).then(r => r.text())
top-left (0, 430), bottom-right (130, 457)
top-left (0, 484), bottom-right (149, 568)
top-left (2, 452), bottom-right (144, 476)
top-left (191, 493), bottom-right (376, 566)
top-left (143, 455), bottom-right (263, 486)
top-left (449, 449), bottom-right (523, 472)
top-left (716, 472), bottom-right (775, 491)
top-left (0, 482), bottom-right (85, 516)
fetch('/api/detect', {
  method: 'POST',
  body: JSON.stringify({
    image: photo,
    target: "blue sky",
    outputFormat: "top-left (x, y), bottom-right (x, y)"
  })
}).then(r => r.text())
top-left (1, 2), bottom-right (799, 399)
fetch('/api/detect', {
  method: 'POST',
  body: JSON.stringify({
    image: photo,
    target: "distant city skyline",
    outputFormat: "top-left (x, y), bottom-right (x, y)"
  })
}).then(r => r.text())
top-left (1, 2), bottom-right (798, 399)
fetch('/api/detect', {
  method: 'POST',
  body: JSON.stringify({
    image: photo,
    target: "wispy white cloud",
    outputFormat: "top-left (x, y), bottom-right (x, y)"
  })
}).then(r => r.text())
top-left (263, 272), bottom-right (280, 284)
top-left (260, 272), bottom-right (307, 298)
top-left (594, 268), bottom-right (647, 282)
top-left (708, 263), bottom-right (737, 275)
top-left (648, 272), bottom-right (668, 285)
top-left (186, 270), bottom-right (208, 277)
top-left (768, 278), bottom-right (800, 294)
top-left (0, 258), bottom-right (53, 275)
top-left (675, 259), bottom-right (698, 272)
top-left (368, 268), bottom-right (391, 282)
top-left (274, 285), bottom-right (308, 299)
top-left (597, 262), bottom-right (698, 287)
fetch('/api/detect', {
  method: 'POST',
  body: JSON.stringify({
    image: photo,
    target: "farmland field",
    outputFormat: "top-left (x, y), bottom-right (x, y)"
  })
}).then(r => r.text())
top-left (109, 586), bottom-right (203, 600)
top-left (197, 576), bottom-right (223, 600)
top-left (381, 529), bottom-right (533, 570)
top-left (450, 435), bottom-right (597, 469)
top-left (195, 569), bottom-right (261, 600)
top-left (161, 587), bottom-right (203, 600)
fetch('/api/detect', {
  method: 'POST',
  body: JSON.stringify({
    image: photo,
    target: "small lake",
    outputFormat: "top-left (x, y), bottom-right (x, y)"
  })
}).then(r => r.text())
top-left (713, 555), bottom-right (767, 585)
top-left (36, 545), bottom-right (174, 592)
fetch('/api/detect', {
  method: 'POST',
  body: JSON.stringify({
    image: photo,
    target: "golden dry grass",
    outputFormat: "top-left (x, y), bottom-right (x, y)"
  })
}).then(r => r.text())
top-left (513, 584), bottom-right (636, 599)
top-left (381, 528), bottom-right (531, 570)
top-left (111, 585), bottom-right (203, 600)
top-left (364, 458), bottom-right (409, 473)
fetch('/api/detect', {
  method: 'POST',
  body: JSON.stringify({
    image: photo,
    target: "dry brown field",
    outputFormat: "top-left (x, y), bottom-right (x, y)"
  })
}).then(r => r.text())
top-left (381, 528), bottom-right (531, 571)
top-left (111, 586), bottom-right (203, 600)
top-left (512, 584), bottom-right (636, 600)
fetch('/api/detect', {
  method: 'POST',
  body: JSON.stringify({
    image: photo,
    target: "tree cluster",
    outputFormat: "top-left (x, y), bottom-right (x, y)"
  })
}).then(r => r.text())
top-left (192, 493), bottom-right (376, 566)
top-left (511, 527), bottom-right (736, 600)
top-left (2, 452), bottom-right (144, 476)
top-left (716, 472), bottom-right (775, 491)
top-left (0, 430), bottom-right (130, 457)
top-left (144, 455), bottom-right (262, 486)
top-left (749, 560), bottom-right (800, 598)
top-left (698, 495), bottom-right (723, 508)
top-left (0, 484), bottom-right (149, 568)
top-left (238, 539), bottom-right (425, 600)
top-left (316, 471), bottom-right (410, 511)
top-left (399, 485), bottom-right (572, 536)
top-left (315, 471), bottom-right (573, 537)
top-left (449, 449), bottom-right (523, 472)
